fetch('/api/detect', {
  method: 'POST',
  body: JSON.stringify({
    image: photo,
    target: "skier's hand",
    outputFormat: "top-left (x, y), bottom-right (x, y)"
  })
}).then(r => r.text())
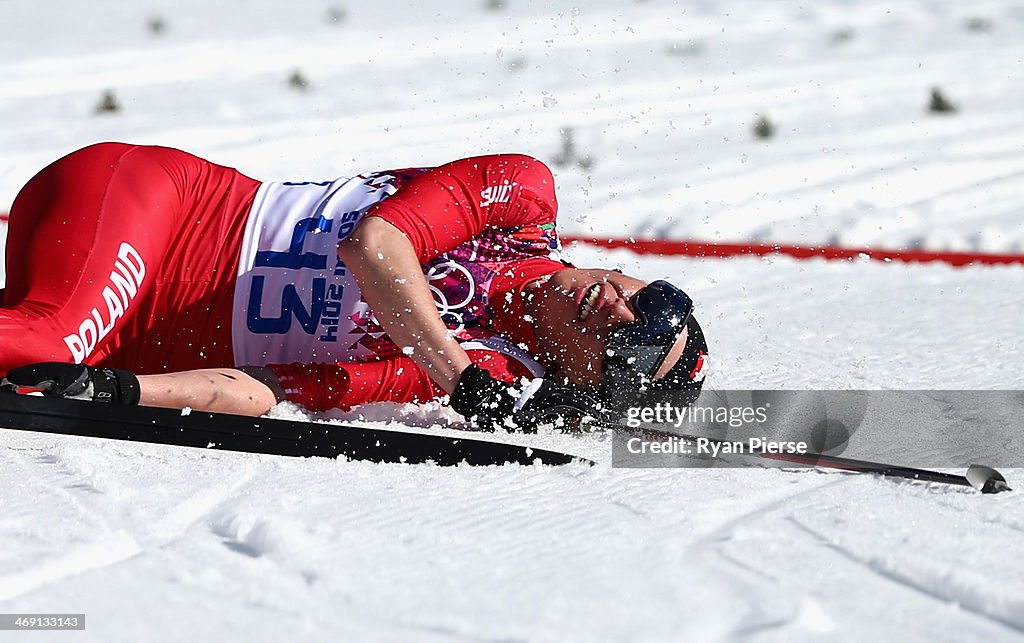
top-left (0, 362), bottom-right (140, 405)
top-left (450, 364), bottom-right (609, 432)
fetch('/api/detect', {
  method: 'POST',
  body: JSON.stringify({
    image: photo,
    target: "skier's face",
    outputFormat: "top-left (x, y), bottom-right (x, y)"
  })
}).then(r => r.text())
top-left (528, 268), bottom-right (688, 387)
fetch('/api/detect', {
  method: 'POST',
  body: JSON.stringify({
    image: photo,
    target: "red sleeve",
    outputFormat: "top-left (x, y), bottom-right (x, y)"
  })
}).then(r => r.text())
top-left (367, 154), bottom-right (557, 263)
top-left (269, 349), bottom-right (536, 412)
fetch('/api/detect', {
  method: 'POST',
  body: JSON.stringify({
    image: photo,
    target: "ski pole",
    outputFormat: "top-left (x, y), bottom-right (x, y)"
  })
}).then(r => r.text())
top-left (595, 423), bottom-right (1011, 494)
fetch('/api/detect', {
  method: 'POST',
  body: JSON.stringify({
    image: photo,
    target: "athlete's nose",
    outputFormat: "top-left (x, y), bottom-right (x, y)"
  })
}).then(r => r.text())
top-left (601, 297), bottom-right (636, 330)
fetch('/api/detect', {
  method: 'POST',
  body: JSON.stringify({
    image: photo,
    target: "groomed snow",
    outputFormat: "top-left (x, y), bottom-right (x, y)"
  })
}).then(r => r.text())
top-left (1, 0), bottom-right (1023, 641)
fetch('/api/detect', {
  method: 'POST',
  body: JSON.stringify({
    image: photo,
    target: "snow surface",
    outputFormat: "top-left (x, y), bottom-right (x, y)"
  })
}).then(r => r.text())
top-left (2, 0), bottom-right (1024, 640)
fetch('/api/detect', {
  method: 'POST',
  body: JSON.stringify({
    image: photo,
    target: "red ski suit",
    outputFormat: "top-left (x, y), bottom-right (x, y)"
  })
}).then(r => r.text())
top-left (0, 143), bottom-right (565, 410)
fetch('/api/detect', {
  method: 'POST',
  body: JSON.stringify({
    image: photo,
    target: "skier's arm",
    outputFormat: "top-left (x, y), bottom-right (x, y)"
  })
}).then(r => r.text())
top-left (1, 363), bottom-right (283, 416)
top-left (137, 367), bottom-right (284, 415)
top-left (339, 155), bottom-right (558, 394)
top-left (268, 349), bottom-right (536, 411)
top-left (337, 216), bottom-right (471, 394)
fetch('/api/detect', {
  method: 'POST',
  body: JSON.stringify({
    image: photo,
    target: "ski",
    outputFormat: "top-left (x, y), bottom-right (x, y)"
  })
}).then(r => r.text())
top-left (599, 423), bottom-right (1011, 494)
top-left (1, 394), bottom-right (1008, 490)
top-left (0, 394), bottom-right (588, 466)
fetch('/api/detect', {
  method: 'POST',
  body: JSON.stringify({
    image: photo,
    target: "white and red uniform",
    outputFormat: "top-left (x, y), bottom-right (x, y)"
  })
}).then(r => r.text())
top-left (0, 143), bottom-right (566, 410)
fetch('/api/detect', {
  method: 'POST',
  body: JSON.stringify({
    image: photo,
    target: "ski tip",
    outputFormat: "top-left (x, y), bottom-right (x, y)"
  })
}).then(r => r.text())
top-left (966, 464), bottom-right (1012, 494)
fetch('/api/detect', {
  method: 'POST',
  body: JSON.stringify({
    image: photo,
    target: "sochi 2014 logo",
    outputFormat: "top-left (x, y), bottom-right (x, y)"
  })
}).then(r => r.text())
top-left (425, 259), bottom-right (476, 332)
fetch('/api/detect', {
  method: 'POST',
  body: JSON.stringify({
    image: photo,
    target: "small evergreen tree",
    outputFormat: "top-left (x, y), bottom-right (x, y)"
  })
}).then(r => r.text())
top-left (928, 87), bottom-right (957, 114)
top-left (289, 70), bottom-right (311, 92)
top-left (964, 17), bottom-right (992, 33)
top-left (829, 28), bottom-right (854, 45)
top-left (753, 114), bottom-right (775, 139)
top-left (327, 6), bottom-right (347, 24)
top-left (147, 16), bottom-right (166, 35)
top-left (95, 90), bottom-right (121, 114)
top-left (551, 128), bottom-right (594, 170)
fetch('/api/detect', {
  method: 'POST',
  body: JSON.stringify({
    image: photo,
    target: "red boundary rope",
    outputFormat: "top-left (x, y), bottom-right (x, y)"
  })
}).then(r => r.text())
top-left (1, 212), bottom-right (1020, 267)
top-left (561, 235), bottom-right (1024, 267)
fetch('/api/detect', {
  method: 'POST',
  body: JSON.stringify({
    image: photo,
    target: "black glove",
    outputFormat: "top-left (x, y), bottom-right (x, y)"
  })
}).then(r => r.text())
top-left (450, 364), bottom-right (609, 432)
top-left (0, 362), bottom-right (141, 405)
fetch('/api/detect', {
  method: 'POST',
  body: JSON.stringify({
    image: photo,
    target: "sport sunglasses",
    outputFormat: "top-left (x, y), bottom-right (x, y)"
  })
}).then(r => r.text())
top-left (600, 280), bottom-right (694, 391)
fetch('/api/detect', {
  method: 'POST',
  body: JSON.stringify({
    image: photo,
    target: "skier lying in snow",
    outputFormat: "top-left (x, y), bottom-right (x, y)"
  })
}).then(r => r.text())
top-left (0, 143), bottom-right (709, 430)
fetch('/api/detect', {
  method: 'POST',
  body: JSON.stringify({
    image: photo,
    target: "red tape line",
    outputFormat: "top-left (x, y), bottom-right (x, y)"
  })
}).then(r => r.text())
top-left (561, 235), bottom-right (1024, 267)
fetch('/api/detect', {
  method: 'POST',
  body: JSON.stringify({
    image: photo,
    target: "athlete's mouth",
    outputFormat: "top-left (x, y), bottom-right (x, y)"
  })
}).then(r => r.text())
top-left (577, 283), bottom-right (604, 320)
